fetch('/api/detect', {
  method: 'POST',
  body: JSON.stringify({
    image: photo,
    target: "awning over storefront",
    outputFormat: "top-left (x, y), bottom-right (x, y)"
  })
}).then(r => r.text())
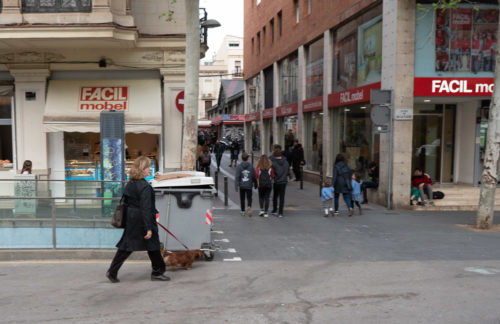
top-left (43, 79), bottom-right (162, 134)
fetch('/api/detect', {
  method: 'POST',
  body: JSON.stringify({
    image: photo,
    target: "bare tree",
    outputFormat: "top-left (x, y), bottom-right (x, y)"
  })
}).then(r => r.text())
top-left (181, 0), bottom-right (200, 171)
top-left (477, 4), bottom-right (500, 228)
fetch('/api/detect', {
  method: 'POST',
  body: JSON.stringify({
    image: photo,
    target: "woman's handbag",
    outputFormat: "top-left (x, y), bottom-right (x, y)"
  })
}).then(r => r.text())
top-left (111, 195), bottom-right (127, 228)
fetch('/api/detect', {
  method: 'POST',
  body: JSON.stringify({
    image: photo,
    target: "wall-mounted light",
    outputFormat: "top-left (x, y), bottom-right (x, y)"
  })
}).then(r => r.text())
top-left (424, 99), bottom-right (431, 103)
top-left (360, 106), bottom-right (367, 109)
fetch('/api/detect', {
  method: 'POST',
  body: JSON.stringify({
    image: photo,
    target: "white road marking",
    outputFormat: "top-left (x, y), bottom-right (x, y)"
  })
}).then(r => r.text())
top-left (223, 257), bottom-right (242, 262)
top-left (211, 230), bottom-right (224, 234)
top-left (220, 248), bottom-right (237, 253)
top-left (464, 267), bottom-right (500, 275)
top-left (214, 238), bottom-right (230, 243)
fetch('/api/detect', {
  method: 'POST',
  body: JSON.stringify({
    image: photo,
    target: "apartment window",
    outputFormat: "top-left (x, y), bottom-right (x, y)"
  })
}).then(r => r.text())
top-left (307, 0), bottom-right (311, 14)
top-left (278, 11), bottom-right (282, 36)
top-left (22, 0), bottom-right (92, 13)
top-left (257, 32), bottom-right (261, 54)
top-left (228, 42), bottom-right (240, 48)
top-left (252, 37), bottom-right (255, 54)
top-left (294, 0), bottom-right (299, 23)
top-left (204, 100), bottom-right (213, 109)
top-left (263, 26), bottom-right (266, 47)
top-left (235, 60), bottom-right (242, 77)
top-left (270, 18), bottom-right (275, 43)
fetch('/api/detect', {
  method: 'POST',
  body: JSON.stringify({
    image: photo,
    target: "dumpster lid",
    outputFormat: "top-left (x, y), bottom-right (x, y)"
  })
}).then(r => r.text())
top-left (152, 171), bottom-right (214, 187)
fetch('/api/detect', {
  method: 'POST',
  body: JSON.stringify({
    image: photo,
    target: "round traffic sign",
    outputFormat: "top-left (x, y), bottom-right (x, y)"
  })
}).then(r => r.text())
top-left (175, 91), bottom-right (184, 113)
top-left (370, 104), bottom-right (391, 125)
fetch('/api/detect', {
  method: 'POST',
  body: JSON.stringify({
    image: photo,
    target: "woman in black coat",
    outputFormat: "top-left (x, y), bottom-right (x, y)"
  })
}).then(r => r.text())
top-left (332, 154), bottom-right (354, 217)
top-left (106, 156), bottom-right (169, 283)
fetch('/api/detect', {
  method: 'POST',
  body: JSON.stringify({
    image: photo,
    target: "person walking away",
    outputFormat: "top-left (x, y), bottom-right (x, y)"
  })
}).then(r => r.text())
top-left (255, 154), bottom-right (274, 217)
top-left (361, 162), bottom-right (379, 204)
top-left (351, 172), bottom-right (362, 215)
top-left (229, 138), bottom-right (240, 167)
top-left (291, 140), bottom-right (305, 181)
top-left (235, 152), bottom-right (256, 216)
top-left (270, 146), bottom-right (291, 218)
top-left (21, 160), bottom-right (32, 174)
top-left (106, 156), bottom-right (169, 283)
top-left (332, 154), bottom-right (354, 217)
top-left (199, 145), bottom-right (211, 176)
top-left (213, 139), bottom-right (225, 171)
top-left (321, 179), bottom-right (334, 217)
top-left (411, 168), bottom-right (434, 206)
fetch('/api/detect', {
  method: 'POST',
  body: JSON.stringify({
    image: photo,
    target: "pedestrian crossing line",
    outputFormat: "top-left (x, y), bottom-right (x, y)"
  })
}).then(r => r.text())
top-left (211, 230), bottom-right (224, 234)
top-left (214, 238), bottom-right (230, 243)
top-left (219, 248), bottom-right (237, 253)
top-left (223, 257), bottom-right (242, 262)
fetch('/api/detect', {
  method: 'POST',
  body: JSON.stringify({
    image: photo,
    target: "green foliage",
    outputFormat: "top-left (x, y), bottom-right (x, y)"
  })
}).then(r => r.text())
top-left (159, 0), bottom-right (177, 22)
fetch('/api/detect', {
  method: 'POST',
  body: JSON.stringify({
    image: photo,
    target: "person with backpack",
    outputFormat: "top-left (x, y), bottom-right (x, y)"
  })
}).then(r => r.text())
top-left (229, 138), bottom-right (240, 167)
top-left (255, 154), bottom-right (274, 217)
top-left (235, 152), bottom-right (257, 216)
top-left (199, 145), bottom-right (211, 176)
top-left (270, 145), bottom-right (292, 218)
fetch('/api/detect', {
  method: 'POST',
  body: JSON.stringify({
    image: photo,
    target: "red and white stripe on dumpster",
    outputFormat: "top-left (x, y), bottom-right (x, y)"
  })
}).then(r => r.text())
top-left (205, 208), bottom-right (213, 225)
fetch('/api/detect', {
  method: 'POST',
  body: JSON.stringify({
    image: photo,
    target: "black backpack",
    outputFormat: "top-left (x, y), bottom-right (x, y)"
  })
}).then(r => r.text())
top-left (259, 169), bottom-right (272, 189)
top-left (433, 191), bottom-right (445, 200)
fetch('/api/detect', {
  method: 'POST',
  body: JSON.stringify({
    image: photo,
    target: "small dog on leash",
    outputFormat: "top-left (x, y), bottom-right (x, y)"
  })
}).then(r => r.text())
top-left (161, 249), bottom-right (204, 270)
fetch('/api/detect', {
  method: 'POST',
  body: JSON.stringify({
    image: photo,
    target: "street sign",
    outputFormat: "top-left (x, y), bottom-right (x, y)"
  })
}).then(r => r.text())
top-left (175, 91), bottom-right (184, 113)
top-left (394, 108), bottom-right (413, 120)
top-left (370, 89), bottom-right (392, 105)
top-left (370, 104), bottom-right (391, 126)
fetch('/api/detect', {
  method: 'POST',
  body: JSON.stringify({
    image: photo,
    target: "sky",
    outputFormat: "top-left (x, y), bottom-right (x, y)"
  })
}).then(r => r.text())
top-left (199, 0), bottom-right (244, 61)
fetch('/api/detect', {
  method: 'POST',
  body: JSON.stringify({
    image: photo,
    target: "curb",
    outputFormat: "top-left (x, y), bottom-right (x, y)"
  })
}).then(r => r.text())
top-left (0, 249), bottom-right (150, 261)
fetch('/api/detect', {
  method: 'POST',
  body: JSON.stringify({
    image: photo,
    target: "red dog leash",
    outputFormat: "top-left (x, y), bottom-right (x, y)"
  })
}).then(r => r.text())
top-left (156, 221), bottom-right (190, 250)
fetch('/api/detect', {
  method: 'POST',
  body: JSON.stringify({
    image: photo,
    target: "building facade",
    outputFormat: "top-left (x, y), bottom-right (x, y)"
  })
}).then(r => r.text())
top-left (199, 35), bottom-right (243, 119)
top-left (0, 0), bottom-right (192, 183)
top-left (244, 0), bottom-right (499, 208)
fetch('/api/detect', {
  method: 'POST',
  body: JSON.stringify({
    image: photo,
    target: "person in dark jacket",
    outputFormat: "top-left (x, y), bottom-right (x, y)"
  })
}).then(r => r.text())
top-left (106, 156), bottom-right (169, 283)
top-left (270, 145), bottom-right (292, 218)
top-left (361, 161), bottom-right (379, 204)
top-left (213, 139), bottom-right (225, 171)
top-left (290, 140), bottom-right (305, 181)
top-left (332, 153), bottom-right (354, 217)
top-left (229, 138), bottom-right (240, 167)
top-left (235, 152), bottom-right (257, 216)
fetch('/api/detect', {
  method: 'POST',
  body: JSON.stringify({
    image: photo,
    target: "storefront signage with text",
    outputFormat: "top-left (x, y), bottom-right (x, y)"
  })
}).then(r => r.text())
top-left (79, 87), bottom-right (129, 111)
top-left (414, 78), bottom-right (494, 96)
top-left (328, 82), bottom-right (381, 108)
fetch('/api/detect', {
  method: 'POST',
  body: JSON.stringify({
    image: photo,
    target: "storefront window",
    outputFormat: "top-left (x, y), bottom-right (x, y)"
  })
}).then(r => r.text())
top-left (332, 104), bottom-right (377, 177)
top-left (333, 5), bottom-right (382, 92)
top-left (251, 121), bottom-right (261, 151)
top-left (248, 74), bottom-right (262, 112)
top-left (283, 115), bottom-right (298, 152)
top-left (306, 38), bottom-right (324, 99)
top-left (279, 53), bottom-right (298, 105)
top-left (0, 96), bottom-right (13, 169)
top-left (305, 111), bottom-right (323, 171)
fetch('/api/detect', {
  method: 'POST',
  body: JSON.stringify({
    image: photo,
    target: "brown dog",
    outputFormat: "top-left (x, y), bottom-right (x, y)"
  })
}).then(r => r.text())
top-left (162, 249), bottom-right (204, 270)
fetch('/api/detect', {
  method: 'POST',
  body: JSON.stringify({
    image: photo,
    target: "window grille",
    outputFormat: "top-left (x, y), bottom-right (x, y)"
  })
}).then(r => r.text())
top-left (22, 0), bottom-right (91, 13)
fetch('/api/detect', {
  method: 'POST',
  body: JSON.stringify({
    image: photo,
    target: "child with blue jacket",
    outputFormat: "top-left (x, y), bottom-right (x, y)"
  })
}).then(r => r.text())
top-left (351, 173), bottom-right (362, 215)
top-left (321, 179), bottom-right (335, 217)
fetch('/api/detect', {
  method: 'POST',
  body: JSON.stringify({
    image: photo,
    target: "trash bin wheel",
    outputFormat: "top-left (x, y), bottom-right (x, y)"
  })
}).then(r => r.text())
top-left (201, 243), bottom-right (214, 261)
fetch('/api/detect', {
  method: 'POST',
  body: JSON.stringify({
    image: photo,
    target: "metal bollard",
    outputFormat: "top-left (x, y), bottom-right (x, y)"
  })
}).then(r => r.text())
top-left (300, 166), bottom-right (303, 190)
top-left (251, 151), bottom-right (254, 166)
top-left (224, 176), bottom-right (228, 207)
top-left (214, 171), bottom-right (219, 197)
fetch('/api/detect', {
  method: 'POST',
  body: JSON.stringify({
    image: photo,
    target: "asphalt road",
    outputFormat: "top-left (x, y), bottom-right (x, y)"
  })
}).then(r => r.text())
top-left (2, 152), bottom-right (500, 323)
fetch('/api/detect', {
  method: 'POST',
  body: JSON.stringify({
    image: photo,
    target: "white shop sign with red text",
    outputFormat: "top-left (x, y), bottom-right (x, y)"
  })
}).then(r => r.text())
top-left (414, 78), bottom-right (494, 96)
top-left (79, 87), bottom-right (129, 111)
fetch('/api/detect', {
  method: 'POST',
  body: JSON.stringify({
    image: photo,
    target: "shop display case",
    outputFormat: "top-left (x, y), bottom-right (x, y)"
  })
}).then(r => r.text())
top-left (65, 160), bottom-right (97, 181)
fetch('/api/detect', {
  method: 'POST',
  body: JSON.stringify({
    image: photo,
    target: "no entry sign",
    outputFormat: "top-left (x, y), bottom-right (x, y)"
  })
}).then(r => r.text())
top-left (176, 91), bottom-right (184, 113)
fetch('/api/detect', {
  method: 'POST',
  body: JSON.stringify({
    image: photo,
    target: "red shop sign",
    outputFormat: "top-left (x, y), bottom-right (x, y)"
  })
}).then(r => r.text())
top-left (302, 96), bottom-right (323, 112)
top-left (79, 86), bottom-right (128, 111)
top-left (414, 77), bottom-right (494, 96)
top-left (262, 108), bottom-right (274, 119)
top-left (276, 103), bottom-right (298, 117)
top-left (245, 111), bottom-right (261, 122)
top-left (328, 82), bottom-right (380, 108)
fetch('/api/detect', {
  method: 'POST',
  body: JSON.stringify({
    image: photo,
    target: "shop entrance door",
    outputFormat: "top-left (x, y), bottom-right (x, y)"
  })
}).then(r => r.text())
top-left (412, 104), bottom-right (455, 183)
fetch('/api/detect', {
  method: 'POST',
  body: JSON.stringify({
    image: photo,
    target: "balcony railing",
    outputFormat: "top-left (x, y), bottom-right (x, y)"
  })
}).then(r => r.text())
top-left (22, 0), bottom-right (92, 13)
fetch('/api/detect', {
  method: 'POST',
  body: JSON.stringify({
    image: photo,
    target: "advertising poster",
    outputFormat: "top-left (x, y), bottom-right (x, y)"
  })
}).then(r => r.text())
top-left (435, 7), bottom-right (498, 73)
top-left (336, 32), bottom-right (357, 91)
top-left (101, 138), bottom-right (124, 216)
top-left (357, 16), bottom-right (382, 86)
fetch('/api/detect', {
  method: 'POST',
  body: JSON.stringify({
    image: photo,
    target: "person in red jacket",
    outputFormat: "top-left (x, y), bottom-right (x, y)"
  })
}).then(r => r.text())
top-left (411, 168), bottom-right (434, 206)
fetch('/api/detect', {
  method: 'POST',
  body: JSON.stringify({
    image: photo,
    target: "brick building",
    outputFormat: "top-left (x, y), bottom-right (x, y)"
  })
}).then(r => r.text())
top-left (244, 0), bottom-right (500, 209)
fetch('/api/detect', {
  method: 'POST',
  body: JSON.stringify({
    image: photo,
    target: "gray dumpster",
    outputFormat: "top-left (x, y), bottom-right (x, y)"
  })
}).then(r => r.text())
top-left (152, 171), bottom-right (215, 260)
